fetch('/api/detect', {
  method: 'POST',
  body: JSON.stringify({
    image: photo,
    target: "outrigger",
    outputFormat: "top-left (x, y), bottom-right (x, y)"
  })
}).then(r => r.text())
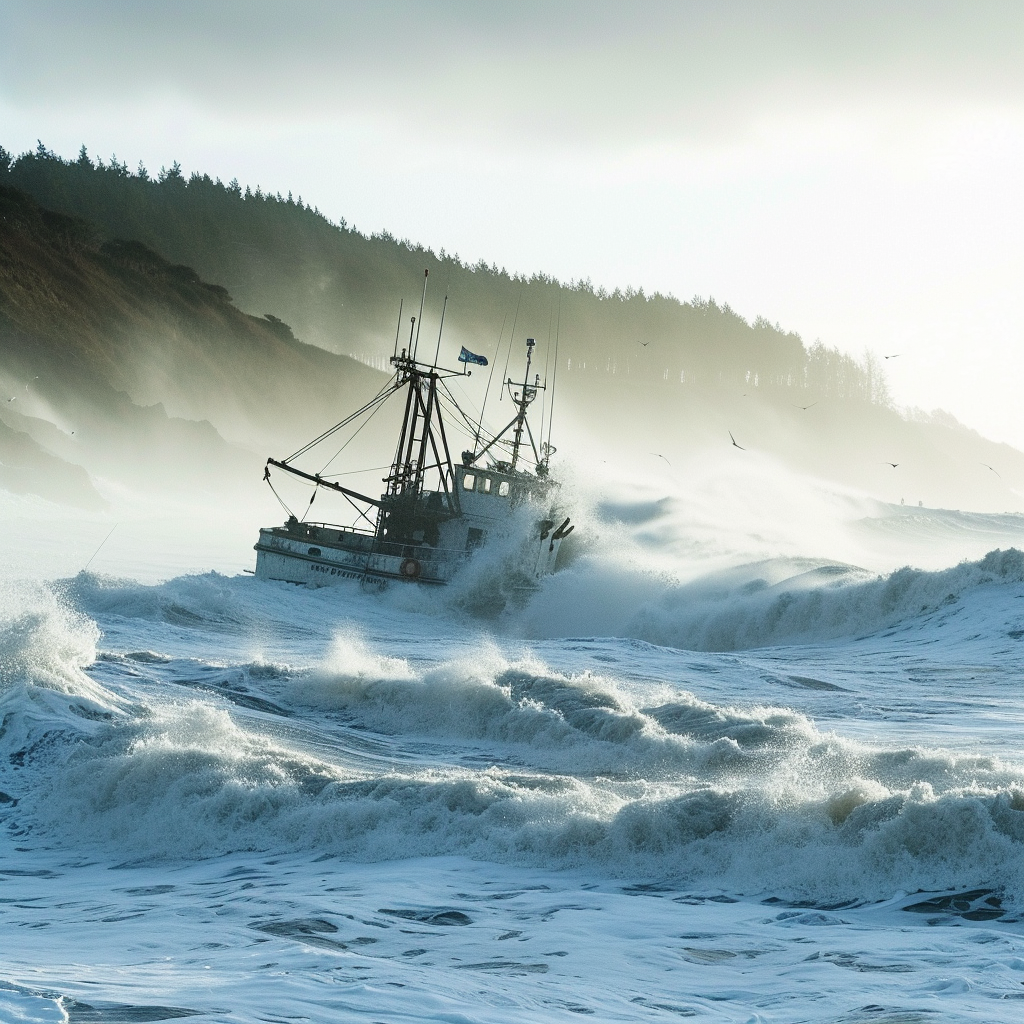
top-left (253, 274), bottom-right (573, 587)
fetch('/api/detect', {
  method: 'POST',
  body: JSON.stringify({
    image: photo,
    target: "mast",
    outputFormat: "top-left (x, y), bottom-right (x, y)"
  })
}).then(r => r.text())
top-left (376, 271), bottom-right (461, 542)
top-left (463, 338), bottom-right (546, 474)
top-left (510, 338), bottom-right (537, 473)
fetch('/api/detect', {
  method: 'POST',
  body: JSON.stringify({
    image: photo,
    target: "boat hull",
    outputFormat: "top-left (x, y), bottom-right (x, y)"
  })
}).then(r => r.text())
top-left (254, 528), bottom-right (451, 586)
top-left (253, 518), bottom-right (565, 588)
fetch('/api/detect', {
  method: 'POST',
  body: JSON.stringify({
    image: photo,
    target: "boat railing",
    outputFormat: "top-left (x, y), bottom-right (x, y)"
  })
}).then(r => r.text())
top-left (266, 520), bottom-right (471, 562)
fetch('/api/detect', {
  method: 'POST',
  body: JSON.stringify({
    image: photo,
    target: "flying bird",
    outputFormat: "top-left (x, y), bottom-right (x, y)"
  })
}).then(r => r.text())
top-left (7, 397), bottom-right (14, 403)
top-left (637, 341), bottom-right (650, 347)
top-left (729, 431), bottom-right (746, 451)
top-left (981, 463), bottom-right (1002, 478)
top-left (883, 354), bottom-right (900, 360)
top-left (650, 452), bottom-right (671, 466)
top-left (794, 402), bottom-right (818, 410)
top-left (883, 462), bottom-right (899, 469)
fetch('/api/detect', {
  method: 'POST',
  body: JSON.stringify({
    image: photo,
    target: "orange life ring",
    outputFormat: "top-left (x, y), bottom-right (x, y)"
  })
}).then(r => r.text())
top-left (400, 557), bottom-right (422, 579)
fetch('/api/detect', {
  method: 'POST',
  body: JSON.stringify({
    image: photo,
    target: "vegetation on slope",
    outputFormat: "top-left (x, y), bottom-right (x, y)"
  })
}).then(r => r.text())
top-left (0, 182), bottom-right (385, 505)
top-left (1, 142), bottom-right (888, 405)
top-left (1, 142), bottom-right (1020, 513)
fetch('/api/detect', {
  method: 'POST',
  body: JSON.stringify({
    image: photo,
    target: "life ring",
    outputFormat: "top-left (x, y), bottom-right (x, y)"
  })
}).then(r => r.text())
top-left (400, 557), bottom-right (422, 579)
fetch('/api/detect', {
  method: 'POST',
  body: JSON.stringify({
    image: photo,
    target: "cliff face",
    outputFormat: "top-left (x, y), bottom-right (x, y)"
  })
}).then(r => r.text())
top-left (0, 185), bottom-right (386, 507)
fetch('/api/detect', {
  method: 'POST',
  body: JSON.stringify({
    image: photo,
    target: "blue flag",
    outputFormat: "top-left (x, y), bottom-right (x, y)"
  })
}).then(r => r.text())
top-left (458, 346), bottom-right (488, 366)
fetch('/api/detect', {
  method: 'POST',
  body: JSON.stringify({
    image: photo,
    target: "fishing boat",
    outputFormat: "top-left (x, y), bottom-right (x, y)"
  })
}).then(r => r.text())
top-left (253, 274), bottom-right (573, 588)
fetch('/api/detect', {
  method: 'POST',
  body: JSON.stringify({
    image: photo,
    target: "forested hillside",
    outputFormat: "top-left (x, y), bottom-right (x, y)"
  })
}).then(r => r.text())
top-left (0, 183), bottom-right (384, 506)
top-left (1, 141), bottom-right (1021, 514)
top-left (1, 143), bottom-right (887, 405)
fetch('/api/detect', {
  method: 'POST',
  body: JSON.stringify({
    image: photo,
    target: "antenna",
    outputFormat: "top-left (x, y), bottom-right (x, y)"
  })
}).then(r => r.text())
top-left (413, 268), bottom-right (428, 360)
top-left (392, 299), bottom-right (403, 358)
top-left (509, 338), bottom-right (536, 473)
top-left (433, 292), bottom-right (448, 367)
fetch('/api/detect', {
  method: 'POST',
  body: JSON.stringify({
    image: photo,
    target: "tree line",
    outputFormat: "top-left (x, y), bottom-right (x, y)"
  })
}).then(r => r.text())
top-left (0, 141), bottom-right (889, 406)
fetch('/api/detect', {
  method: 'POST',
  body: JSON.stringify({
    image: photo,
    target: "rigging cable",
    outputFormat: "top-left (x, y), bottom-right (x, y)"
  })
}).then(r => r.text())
top-left (540, 294), bottom-right (554, 445)
top-left (498, 287), bottom-right (522, 404)
top-left (439, 377), bottom-right (485, 435)
top-left (473, 301), bottom-right (509, 448)
top-left (83, 523), bottom-right (118, 572)
top-left (263, 468), bottom-right (296, 520)
top-left (285, 376), bottom-right (399, 463)
top-left (547, 288), bottom-right (562, 452)
top-left (320, 462), bottom-right (394, 479)
top-left (300, 486), bottom-right (318, 522)
top-left (475, 286), bottom-right (520, 446)
top-left (318, 389), bottom-right (391, 475)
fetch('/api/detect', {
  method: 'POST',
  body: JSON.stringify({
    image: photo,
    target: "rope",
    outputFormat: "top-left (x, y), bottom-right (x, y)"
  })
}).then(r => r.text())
top-left (286, 377), bottom-right (398, 462)
top-left (498, 287), bottom-right (523, 404)
top-left (265, 473), bottom-right (295, 519)
top-left (300, 488), bottom-right (317, 522)
top-left (318, 390), bottom-right (390, 475)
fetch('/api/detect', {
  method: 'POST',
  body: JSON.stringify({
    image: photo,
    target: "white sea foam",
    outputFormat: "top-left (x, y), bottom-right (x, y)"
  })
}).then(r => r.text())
top-left (524, 546), bottom-right (1024, 651)
top-left (2, 615), bottom-right (1019, 910)
top-left (0, 581), bottom-right (123, 763)
top-left (5, 520), bottom-right (1024, 1023)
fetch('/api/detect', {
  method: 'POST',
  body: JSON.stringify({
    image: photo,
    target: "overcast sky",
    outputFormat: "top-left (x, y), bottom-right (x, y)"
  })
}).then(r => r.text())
top-left (3, 1), bottom-right (1024, 447)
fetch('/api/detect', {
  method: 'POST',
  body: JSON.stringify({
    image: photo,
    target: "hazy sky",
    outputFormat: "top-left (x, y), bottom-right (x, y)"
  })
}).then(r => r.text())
top-left (3, 1), bottom-right (1024, 447)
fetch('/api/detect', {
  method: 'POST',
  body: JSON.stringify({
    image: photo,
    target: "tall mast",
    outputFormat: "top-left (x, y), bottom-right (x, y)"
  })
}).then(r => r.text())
top-left (510, 338), bottom-right (537, 473)
top-left (377, 272), bottom-right (460, 541)
top-left (412, 269), bottom-right (428, 361)
top-left (463, 337), bottom-right (546, 473)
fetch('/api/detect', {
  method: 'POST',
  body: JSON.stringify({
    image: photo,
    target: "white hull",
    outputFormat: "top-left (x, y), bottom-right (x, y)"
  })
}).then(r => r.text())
top-left (254, 511), bottom-right (565, 589)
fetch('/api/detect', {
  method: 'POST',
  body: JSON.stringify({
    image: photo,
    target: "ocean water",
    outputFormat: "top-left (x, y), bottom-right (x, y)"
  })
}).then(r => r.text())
top-left (4, 476), bottom-right (1024, 1023)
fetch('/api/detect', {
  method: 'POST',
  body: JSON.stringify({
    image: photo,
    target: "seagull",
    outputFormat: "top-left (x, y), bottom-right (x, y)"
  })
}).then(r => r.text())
top-left (7, 397), bottom-right (14, 402)
top-left (883, 354), bottom-right (900, 360)
top-left (638, 341), bottom-right (649, 347)
top-left (981, 463), bottom-right (1002, 478)
top-left (651, 453), bottom-right (671, 466)
top-left (729, 431), bottom-right (746, 451)
top-left (794, 402), bottom-right (818, 410)
top-left (883, 462), bottom-right (899, 469)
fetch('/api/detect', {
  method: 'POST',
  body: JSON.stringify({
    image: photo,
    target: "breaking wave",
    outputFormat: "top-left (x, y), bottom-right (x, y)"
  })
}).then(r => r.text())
top-left (4, 630), bottom-right (1024, 907)
top-left (527, 547), bottom-right (1024, 650)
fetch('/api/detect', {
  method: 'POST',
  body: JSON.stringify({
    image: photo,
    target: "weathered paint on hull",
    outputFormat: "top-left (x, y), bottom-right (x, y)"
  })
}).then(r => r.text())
top-left (254, 530), bottom-right (450, 586)
top-left (253, 523), bottom-right (564, 588)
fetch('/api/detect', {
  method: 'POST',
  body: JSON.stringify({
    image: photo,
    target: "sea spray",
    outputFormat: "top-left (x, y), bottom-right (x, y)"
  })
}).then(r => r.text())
top-left (4, 620), bottom-right (1023, 906)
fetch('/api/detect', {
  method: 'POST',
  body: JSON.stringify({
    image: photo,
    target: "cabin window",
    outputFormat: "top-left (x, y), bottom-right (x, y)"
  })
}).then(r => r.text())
top-left (307, 547), bottom-right (322, 556)
top-left (480, 477), bottom-right (492, 494)
top-left (463, 473), bottom-right (476, 491)
top-left (466, 527), bottom-right (485, 551)
top-left (498, 481), bottom-right (510, 497)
